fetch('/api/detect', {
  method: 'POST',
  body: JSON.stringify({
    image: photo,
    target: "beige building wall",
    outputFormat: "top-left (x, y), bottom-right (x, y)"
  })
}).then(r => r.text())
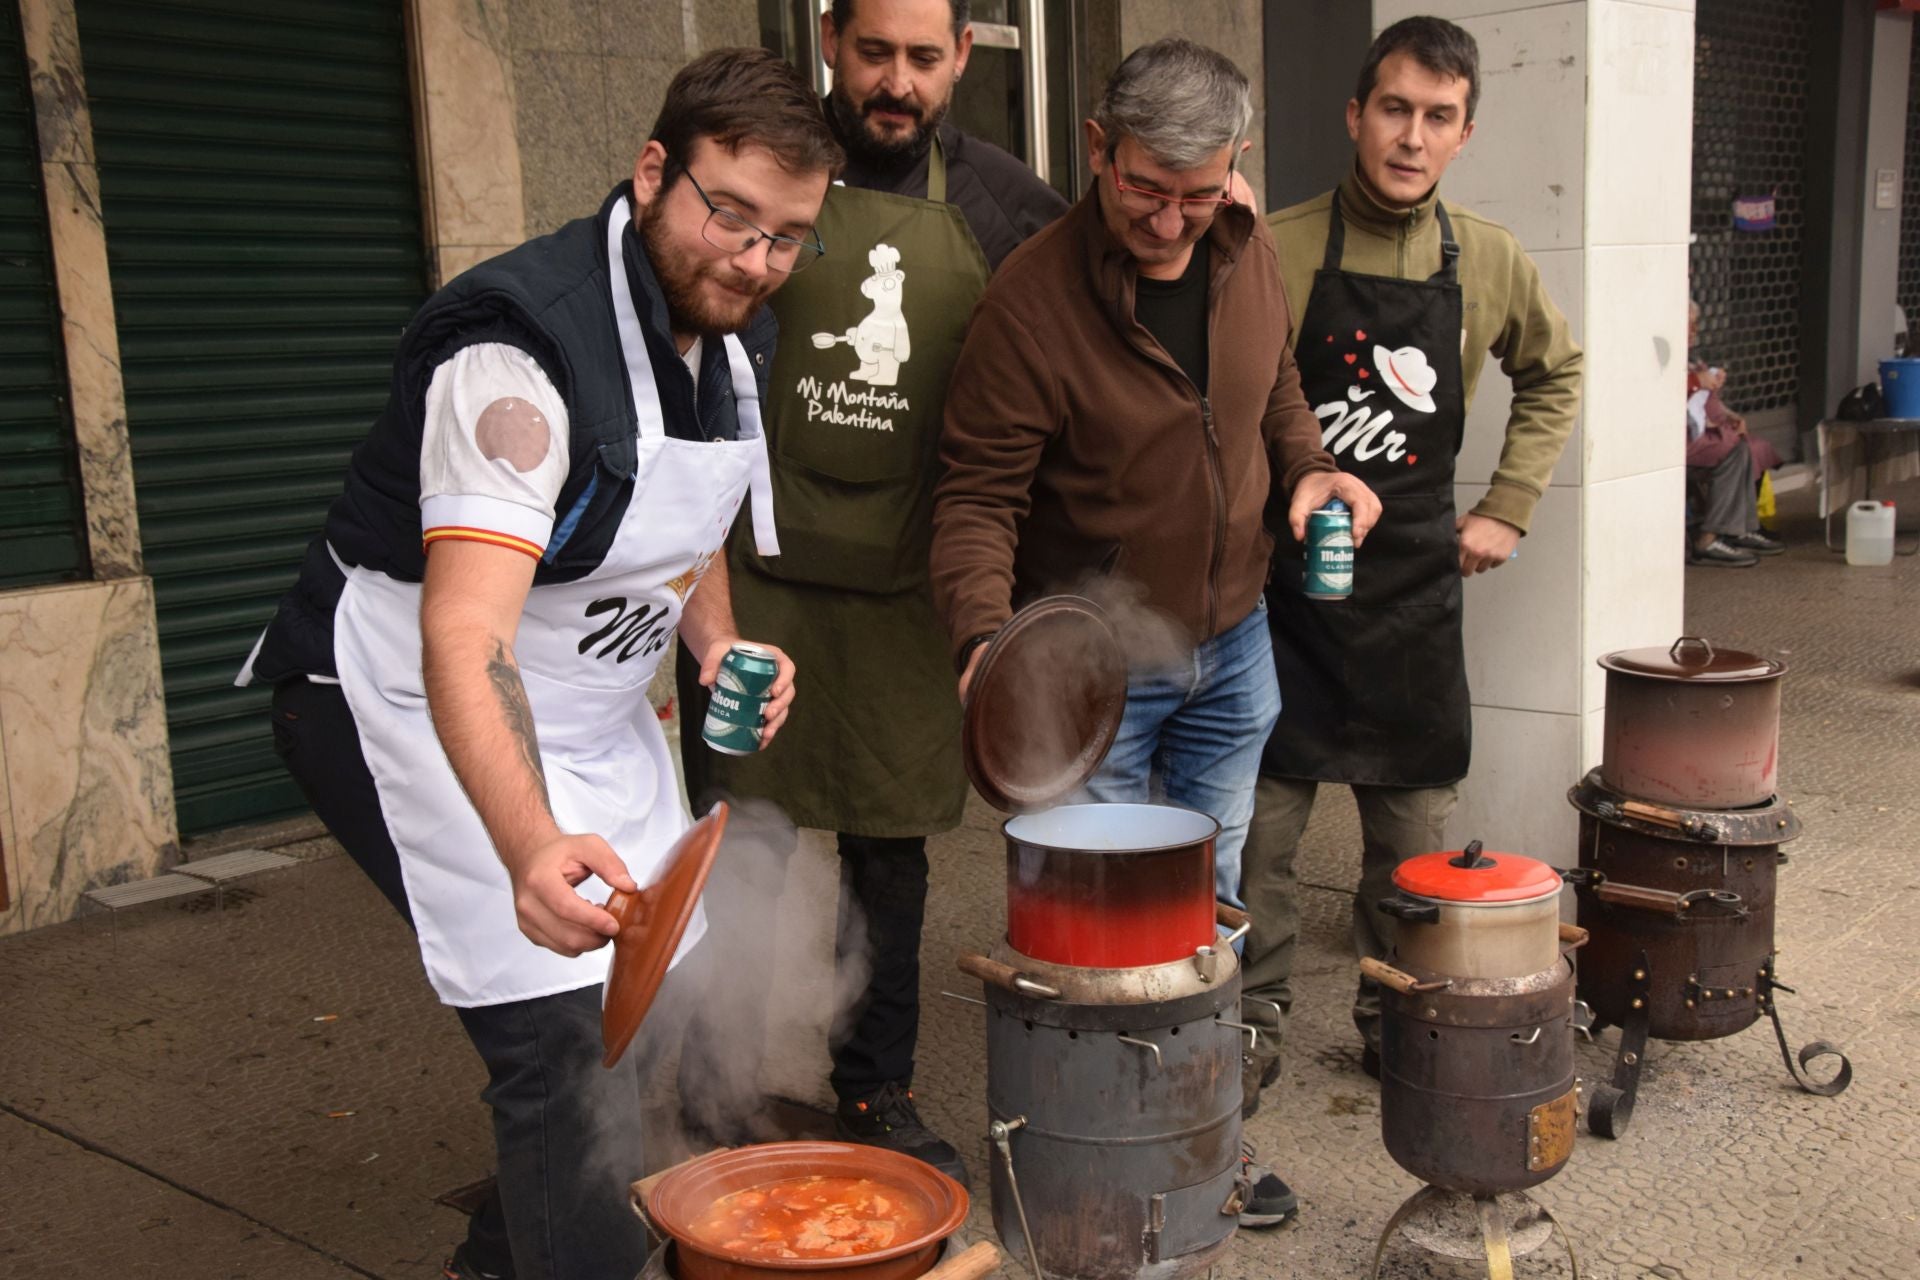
top-left (1114, 1), bottom-right (1268, 208)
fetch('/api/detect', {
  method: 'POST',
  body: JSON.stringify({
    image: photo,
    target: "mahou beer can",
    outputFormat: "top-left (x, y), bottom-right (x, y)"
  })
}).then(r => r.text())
top-left (702, 643), bottom-right (778, 755)
top-left (1306, 499), bottom-right (1355, 600)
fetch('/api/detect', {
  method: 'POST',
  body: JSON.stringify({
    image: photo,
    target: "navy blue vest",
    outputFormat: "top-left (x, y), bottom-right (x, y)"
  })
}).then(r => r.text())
top-left (251, 185), bottom-right (778, 682)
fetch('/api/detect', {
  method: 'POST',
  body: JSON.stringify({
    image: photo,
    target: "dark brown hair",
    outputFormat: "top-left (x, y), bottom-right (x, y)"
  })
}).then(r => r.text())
top-left (1355, 16), bottom-right (1481, 123)
top-left (649, 47), bottom-right (844, 180)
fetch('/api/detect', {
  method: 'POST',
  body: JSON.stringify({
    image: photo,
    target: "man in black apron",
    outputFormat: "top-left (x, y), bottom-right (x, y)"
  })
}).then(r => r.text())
top-left (1239, 17), bottom-right (1583, 1116)
top-left (672, 0), bottom-right (1066, 1183)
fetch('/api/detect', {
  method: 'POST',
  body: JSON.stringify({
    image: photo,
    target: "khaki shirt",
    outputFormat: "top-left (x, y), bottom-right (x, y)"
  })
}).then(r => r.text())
top-left (1266, 167), bottom-right (1582, 533)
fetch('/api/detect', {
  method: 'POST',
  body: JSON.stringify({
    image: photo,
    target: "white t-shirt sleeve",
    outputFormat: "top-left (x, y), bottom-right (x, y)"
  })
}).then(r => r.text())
top-left (419, 343), bottom-right (570, 560)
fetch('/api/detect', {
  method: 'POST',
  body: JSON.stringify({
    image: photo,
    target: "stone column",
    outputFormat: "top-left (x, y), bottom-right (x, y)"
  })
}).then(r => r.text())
top-left (1372, 0), bottom-right (1694, 865)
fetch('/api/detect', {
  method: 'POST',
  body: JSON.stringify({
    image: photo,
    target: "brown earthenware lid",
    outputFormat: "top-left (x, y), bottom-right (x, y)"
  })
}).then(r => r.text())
top-left (962, 595), bottom-right (1127, 814)
top-left (1598, 635), bottom-right (1785, 682)
top-left (601, 803), bottom-right (729, 1068)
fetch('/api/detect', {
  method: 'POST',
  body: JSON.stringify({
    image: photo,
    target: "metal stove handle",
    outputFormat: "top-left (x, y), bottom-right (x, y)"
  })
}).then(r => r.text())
top-left (1358, 955), bottom-right (1452, 996)
top-left (956, 951), bottom-right (1061, 1000)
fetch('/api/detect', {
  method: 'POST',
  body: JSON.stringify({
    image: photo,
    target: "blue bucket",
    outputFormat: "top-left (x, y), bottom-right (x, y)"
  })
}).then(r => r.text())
top-left (1882, 358), bottom-right (1920, 419)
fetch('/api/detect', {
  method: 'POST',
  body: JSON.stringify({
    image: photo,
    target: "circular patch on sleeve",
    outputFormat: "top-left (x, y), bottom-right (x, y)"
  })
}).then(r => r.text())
top-left (474, 397), bottom-right (552, 473)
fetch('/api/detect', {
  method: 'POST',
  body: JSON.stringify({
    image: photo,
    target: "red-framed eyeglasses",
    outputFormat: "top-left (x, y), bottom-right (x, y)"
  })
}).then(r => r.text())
top-left (1110, 173), bottom-right (1234, 221)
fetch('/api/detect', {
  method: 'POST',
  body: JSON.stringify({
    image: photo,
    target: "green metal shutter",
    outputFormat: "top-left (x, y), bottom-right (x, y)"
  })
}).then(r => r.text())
top-left (77, 0), bottom-right (429, 834)
top-left (0, 0), bottom-right (90, 589)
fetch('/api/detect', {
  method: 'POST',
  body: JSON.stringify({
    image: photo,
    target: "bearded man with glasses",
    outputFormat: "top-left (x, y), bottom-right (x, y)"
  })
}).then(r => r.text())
top-left (241, 50), bottom-right (840, 1280)
top-left (931, 37), bottom-right (1381, 1231)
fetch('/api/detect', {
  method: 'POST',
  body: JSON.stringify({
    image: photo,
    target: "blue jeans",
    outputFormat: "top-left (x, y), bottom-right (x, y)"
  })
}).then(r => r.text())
top-left (1081, 603), bottom-right (1282, 909)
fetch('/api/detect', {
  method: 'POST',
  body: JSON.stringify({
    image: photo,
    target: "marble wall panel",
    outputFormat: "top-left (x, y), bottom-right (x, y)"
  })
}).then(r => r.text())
top-left (1587, 0), bottom-right (1694, 248)
top-left (1457, 245), bottom-right (1585, 491)
top-left (1444, 703), bottom-right (1583, 866)
top-left (1458, 480), bottom-right (1582, 715)
top-left (1581, 241), bottom-right (1689, 486)
top-left (413, 0), bottom-right (527, 286)
top-left (0, 579), bottom-right (178, 936)
top-left (0, 722), bottom-right (17, 926)
top-left (21, 0), bottom-right (141, 580)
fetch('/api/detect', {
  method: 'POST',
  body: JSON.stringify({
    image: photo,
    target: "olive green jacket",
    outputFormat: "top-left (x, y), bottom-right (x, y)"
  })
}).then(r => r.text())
top-left (1265, 167), bottom-right (1582, 533)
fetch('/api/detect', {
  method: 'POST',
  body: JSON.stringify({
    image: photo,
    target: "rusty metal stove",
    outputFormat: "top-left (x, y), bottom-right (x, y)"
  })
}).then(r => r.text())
top-left (1566, 769), bottom-right (1851, 1136)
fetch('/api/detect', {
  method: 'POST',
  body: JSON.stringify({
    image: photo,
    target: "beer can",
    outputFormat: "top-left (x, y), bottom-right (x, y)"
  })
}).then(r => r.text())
top-left (702, 643), bottom-right (779, 755)
top-left (1306, 499), bottom-right (1355, 600)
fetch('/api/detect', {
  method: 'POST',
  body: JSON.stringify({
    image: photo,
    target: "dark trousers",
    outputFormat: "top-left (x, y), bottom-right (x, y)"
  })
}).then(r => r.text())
top-left (1238, 774), bottom-right (1459, 1058)
top-left (675, 815), bottom-right (930, 1128)
top-left (271, 679), bottom-right (648, 1280)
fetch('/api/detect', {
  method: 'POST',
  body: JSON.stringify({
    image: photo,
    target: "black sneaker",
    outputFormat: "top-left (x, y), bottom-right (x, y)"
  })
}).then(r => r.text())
top-left (1725, 530), bottom-right (1784, 555)
top-left (835, 1082), bottom-right (969, 1187)
top-left (443, 1243), bottom-right (510, 1280)
top-left (1241, 1051), bottom-right (1281, 1118)
top-left (1690, 537), bottom-right (1758, 567)
top-left (1237, 1148), bottom-right (1299, 1229)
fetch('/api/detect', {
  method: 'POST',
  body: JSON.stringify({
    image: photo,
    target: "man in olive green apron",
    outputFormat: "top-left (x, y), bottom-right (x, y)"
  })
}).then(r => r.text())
top-left (674, 0), bottom-right (1066, 1181)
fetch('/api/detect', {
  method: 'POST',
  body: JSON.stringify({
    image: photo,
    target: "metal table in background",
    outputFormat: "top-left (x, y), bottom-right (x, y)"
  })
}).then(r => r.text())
top-left (1815, 417), bottom-right (1920, 554)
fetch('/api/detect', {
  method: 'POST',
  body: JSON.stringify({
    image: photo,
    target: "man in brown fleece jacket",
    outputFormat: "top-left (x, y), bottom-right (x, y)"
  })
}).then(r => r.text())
top-left (929, 37), bottom-right (1381, 1230)
top-left (1238, 16), bottom-right (1583, 1118)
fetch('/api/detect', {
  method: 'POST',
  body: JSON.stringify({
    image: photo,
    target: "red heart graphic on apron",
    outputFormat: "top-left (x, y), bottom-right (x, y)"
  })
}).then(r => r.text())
top-left (1344, 353), bottom-right (1357, 365)
top-left (1358, 369), bottom-right (1370, 378)
top-left (1355, 329), bottom-right (1368, 340)
top-left (1408, 454), bottom-right (1419, 464)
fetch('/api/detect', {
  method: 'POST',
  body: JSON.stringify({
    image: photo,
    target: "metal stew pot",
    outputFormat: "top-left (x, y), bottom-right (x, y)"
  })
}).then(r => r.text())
top-left (1376, 842), bottom-right (1566, 979)
top-left (1003, 802), bottom-right (1220, 968)
top-left (1598, 636), bottom-right (1786, 810)
top-left (641, 1142), bottom-right (970, 1280)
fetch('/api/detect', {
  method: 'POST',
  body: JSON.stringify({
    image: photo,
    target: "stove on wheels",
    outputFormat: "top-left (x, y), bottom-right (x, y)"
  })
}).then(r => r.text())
top-left (1568, 638), bottom-right (1852, 1138)
top-left (1362, 842), bottom-right (1585, 1280)
top-left (950, 598), bottom-right (1254, 1280)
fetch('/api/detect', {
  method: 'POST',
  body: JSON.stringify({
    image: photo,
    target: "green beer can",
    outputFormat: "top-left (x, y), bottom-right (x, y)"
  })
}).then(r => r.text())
top-left (1306, 499), bottom-right (1355, 600)
top-left (702, 642), bottom-right (779, 755)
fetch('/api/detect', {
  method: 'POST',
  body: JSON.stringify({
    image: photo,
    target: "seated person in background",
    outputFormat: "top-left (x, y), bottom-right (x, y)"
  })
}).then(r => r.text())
top-left (1687, 300), bottom-right (1782, 565)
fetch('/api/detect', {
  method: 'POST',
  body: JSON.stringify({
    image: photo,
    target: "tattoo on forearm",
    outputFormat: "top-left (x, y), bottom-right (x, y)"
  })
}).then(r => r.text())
top-left (488, 640), bottom-right (551, 812)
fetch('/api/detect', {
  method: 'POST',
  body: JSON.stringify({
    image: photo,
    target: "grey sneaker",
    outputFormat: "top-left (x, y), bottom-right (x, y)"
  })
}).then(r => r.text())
top-left (1726, 530), bottom-right (1784, 555)
top-left (1237, 1147), bottom-right (1299, 1229)
top-left (1691, 537), bottom-right (1759, 567)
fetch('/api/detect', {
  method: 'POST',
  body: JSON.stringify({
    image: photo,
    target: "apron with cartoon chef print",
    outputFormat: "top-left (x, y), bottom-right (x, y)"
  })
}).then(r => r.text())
top-left (1264, 201), bottom-right (1471, 787)
top-left (332, 195), bottom-right (779, 1006)
top-left (684, 139), bottom-right (990, 835)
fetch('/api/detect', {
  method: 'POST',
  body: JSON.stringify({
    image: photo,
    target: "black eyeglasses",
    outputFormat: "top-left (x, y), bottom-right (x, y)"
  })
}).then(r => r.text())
top-left (680, 168), bottom-right (825, 273)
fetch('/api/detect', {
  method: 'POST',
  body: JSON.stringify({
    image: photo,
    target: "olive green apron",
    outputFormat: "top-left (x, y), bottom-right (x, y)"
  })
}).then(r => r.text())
top-left (679, 142), bottom-right (992, 835)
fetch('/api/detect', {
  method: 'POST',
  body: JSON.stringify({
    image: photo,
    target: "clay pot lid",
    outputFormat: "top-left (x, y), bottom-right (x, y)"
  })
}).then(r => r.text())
top-left (1598, 635), bottom-right (1784, 682)
top-left (962, 595), bottom-right (1127, 814)
top-left (601, 803), bottom-right (729, 1068)
top-left (1393, 840), bottom-right (1562, 904)
top-left (645, 1141), bottom-right (970, 1275)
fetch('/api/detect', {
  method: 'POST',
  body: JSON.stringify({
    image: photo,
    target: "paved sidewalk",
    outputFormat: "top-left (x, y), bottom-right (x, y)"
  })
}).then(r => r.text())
top-left (2, 489), bottom-right (1916, 1279)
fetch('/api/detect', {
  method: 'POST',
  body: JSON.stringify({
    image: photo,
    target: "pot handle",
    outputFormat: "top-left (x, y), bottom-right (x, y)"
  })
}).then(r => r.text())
top-left (1670, 635), bottom-right (1715, 663)
top-left (1558, 922), bottom-right (1589, 951)
top-left (1359, 955), bottom-right (1451, 995)
top-left (1592, 880), bottom-right (1745, 919)
top-left (957, 951), bottom-right (1062, 1000)
top-left (1377, 894), bottom-right (1441, 924)
top-left (922, 1240), bottom-right (1002, 1280)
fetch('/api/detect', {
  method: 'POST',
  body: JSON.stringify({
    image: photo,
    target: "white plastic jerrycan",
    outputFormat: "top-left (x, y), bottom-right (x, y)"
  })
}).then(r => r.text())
top-left (1846, 500), bottom-right (1895, 566)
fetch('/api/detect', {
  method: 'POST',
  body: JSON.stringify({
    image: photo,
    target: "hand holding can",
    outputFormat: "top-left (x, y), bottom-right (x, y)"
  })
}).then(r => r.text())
top-left (703, 642), bottom-right (783, 755)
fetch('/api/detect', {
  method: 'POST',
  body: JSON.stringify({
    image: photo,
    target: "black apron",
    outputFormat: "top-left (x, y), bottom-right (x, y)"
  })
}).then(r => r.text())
top-left (1263, 201), bottom-right (1471, 787)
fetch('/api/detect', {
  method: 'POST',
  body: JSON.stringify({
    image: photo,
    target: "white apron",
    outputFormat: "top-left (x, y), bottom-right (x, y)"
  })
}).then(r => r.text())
top-left (333, 197), bottom-right (779, 1007)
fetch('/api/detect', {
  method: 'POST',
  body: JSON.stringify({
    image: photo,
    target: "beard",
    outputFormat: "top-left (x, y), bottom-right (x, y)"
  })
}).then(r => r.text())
top-left (828, 83), bottom-right (951, 171)
top-left (639, 193), bottom-right (774, 338)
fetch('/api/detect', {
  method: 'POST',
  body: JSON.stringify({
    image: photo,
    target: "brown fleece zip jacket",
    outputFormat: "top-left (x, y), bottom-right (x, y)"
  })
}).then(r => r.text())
top-left (931, 189), bottom-right (1337, 663)
top-left (1266, 168), bottom-right (1582, 533)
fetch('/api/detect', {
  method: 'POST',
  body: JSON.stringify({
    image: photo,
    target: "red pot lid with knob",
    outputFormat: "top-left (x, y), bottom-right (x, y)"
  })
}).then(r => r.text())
top-left (1393, 840), bottom-right (1562, 903)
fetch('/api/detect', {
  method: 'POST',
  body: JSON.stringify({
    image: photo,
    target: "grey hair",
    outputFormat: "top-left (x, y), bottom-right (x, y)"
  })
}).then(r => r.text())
top-left (1093, 37), bottom-right (1251, 171)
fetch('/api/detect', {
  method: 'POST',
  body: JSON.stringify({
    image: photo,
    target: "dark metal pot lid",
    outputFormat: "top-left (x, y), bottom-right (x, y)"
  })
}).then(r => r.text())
top-left (1597, 635), bottom-right (1785, 682)
top-left (601, 803), bottom-right (729, 1068)
top-left (962, 595), bottom-right (1127, 814)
